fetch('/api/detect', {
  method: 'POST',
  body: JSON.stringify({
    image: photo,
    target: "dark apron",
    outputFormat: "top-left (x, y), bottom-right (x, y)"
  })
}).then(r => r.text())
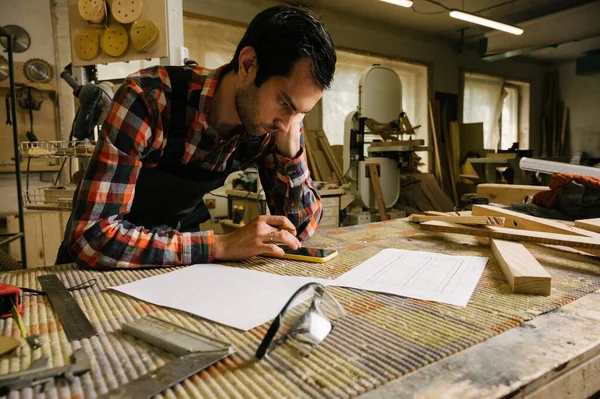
top-left (56, 66), bottom-right (264, 264)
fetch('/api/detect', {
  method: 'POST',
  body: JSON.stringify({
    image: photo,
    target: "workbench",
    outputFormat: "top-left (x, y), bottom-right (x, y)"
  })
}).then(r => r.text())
top-left (0, 219), bottom-right (599, 398)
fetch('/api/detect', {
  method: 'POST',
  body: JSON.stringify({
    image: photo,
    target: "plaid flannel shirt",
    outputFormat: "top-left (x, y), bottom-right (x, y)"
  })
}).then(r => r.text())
top-left (64, 64), bottom-right (322, 268)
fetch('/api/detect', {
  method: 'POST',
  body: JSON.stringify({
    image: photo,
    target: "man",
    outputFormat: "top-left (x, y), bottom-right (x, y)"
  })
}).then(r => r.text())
top-left (56, 6), bottom-right (336, 268)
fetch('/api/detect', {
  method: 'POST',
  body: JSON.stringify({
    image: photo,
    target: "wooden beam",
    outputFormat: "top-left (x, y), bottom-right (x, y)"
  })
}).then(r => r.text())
top-left (367, 163), bottom-right (389, 221)
top-left (476, 184), bottom-right (550, 205)
top-left (490, 239), bottom-right (551, 296)
top-left (472, 205), bottom-right (600, 257)
top-left (408, 215), bottom-right (504, 226)
top-left (419, 220), bottom-right (600, 251)
top-left (471, 205), bottom-right (600, 237)
top-left (574, 218), bottom-right (600, 234)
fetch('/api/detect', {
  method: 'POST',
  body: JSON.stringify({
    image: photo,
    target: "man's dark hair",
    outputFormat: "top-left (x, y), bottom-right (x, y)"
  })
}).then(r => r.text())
top-left (230, 6), bottom-right (336, 90)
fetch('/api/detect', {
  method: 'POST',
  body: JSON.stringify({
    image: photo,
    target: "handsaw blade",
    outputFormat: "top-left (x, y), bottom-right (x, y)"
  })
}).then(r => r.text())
top-left (98, 350), bottom-right (232, 399)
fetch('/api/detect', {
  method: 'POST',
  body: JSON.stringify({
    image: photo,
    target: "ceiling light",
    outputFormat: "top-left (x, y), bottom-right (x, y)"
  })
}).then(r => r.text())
top-left (379, 0), bottom-right (414, 7)
top-left (449, 10), bottom-right (523, 35)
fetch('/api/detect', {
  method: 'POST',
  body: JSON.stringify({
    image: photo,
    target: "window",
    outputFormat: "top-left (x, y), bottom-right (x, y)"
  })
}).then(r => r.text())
top-left (463, 72), bottom-right (530, 150)
top-left (184, 17), bottom-right (244, 68)
top-left (322, 51), bottom-right (429, 147)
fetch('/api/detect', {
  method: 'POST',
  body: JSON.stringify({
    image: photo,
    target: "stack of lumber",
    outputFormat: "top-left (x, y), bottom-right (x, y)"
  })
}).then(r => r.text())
top-left (428, 99), bottom-right (459, 206)
top-left (414, 206), bottom-right (600, 296)
top-left (304, 130), bottom-right (343, 183)
top-left (398, 173), bottom-right (455, 213)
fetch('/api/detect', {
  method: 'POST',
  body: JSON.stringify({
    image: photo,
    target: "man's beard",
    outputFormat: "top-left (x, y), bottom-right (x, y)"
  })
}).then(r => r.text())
top-left (235, 83), bottom-right (277, 137)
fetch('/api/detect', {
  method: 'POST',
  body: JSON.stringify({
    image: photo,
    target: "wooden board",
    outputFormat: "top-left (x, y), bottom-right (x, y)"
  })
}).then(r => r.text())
top-left (408, 215), bottom-right (504, 226)
top-left (68, 0), bottom-right (168, 67)
top-left (419, 220), bottom-right (600, 251)
top-left (574, 218), bottom-right (600, 234)
top-left (486, 153), bottom-right (517, 159)
top-left (313, 150), bottom-right (333, 182)
top-left (427, 101), bottom-right (443, 187)
top-left (369, 139), bottom-right (425, 148)
top-left (476, 184), bottom-right (550, 205)
top-left (415, 173), bottom-right (455, 212)
top-left (367, 163), bottom-right (389, 221)
top-left (472, 205), bottom-right (600, 257)
top-left (471, 205), bottom-right (600, 237)
top-left (490, 239), bottom-right (551, 296)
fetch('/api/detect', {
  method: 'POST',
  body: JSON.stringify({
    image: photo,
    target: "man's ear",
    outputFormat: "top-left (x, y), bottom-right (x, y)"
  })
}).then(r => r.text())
top-left (237, 46), bottom-right (257, 84)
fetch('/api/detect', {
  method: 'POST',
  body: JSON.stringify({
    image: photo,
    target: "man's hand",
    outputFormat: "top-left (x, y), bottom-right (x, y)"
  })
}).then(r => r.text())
top-left (214, 215), bottom-right (302, 261)
top-left (275, 113), bottom-right (305, 159)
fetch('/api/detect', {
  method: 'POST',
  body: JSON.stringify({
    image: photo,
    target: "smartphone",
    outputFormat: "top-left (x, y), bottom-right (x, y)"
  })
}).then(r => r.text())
top-left (263, 245), bottom-right (338, 263)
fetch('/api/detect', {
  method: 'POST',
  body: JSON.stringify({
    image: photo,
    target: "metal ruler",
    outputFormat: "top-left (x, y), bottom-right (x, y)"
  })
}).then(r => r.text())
top-left (38, 274), bottom-right (97, 341)
top-left (122, 315), bottom-right (233, 356)
top-left (100, 315), bottom-right (234, 398)
top-left (98, 349), bottom-right (232, 398)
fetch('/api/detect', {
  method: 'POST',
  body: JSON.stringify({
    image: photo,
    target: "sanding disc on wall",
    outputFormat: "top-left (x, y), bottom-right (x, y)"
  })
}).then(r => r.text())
top-left (111, 0), bottom-right (143, 24)
top-left (101, 24), bottom-right (128, 57)
top-left (78, 0), bottom-right (105, 23)
top-left (130, 19), bottom-right (159, 52)
top-left (74, 29), bottom-right (101, 60)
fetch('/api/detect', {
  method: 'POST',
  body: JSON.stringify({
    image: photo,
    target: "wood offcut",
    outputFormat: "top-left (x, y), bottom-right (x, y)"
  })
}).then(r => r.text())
top-left (490, 239), bottom-right (552, 296)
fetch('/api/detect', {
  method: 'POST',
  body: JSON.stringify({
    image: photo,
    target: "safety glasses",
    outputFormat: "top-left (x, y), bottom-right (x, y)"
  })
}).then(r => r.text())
top-left (256, 282), bottom-right (345, 360)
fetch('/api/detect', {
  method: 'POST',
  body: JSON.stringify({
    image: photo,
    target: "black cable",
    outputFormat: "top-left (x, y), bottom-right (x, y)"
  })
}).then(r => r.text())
top-left (20, 278), bottom-right (97, 296)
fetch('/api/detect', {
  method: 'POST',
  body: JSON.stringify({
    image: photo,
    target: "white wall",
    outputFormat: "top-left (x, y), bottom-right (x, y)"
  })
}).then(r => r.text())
top-left (559, 61), bottom-right (600, 159)
top-left (183, 0), bottom-right (548, 154)
top-left (0, 0), bottom-right (55, 63)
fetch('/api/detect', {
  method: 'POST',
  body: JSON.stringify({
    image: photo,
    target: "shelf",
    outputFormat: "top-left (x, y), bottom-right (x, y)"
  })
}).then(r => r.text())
top-left (22, 185), bottom-right (75, 211)
top-left (20, 141), bottom-right (96, 159)
top-left (0, 164), bottom-right (62, 173)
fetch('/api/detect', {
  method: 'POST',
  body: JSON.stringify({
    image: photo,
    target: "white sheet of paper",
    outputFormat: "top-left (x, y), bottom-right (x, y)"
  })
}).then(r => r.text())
top-left (112, 250), bottom-right (487, 331)
top-left (112, 264), bottom-right (329, 331)
top-left (333, 248), bottom-right (487, 306)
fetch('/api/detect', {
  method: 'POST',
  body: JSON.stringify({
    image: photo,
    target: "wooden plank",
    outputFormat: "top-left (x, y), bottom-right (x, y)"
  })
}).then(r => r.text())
top-left (471, 205), bottom-right (600, 237)
top-left (313, 150), bottom-right (333, 182)
top-left (418, 173), bottom-right (455, 212)
top-left (423, 211), bottom-right (452, 216)
top-left (476, 184), bottom-right (550, 205)
top-left (428, 100), bottom-right (443, 187)
top-left (408, 215), bottom-right (504, 226)
top-left (303, 132), bottom-right (321, 181)
top-left (486, 153), bottom-right (517, 159)
top-left (473, 205), bottom-right (600, 257)
top-left (315, 130), bottom-right (343, 180)
top-left (490, 239), bottom-right (551, 296)
top-left (367, 163), bottom-right (389, 221)
top-left (574, 218), bottom-right (600, 234)
top-left (419, 221), bottom-right (600, 251)
top-left (40, 212), bottom-right (62, 266)
top-left (369, 139), bottom-right (425, 148)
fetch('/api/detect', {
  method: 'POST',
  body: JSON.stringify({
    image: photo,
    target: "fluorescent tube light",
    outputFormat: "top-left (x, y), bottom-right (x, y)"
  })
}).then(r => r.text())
top-left (379, 0), bottom-right (414, 7)
top-left (449, 10), bottom-right (523, 35)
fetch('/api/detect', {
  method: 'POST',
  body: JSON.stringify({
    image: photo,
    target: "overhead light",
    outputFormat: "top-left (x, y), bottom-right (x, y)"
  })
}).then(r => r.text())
top-left (449, 10), bottom-right (523, 35)
top-left (379, 0), bottom-right (414, 7)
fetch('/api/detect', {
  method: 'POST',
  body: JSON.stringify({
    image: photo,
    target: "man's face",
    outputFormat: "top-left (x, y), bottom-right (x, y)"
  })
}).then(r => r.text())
top-left (235, 57), bottom-right (324, 137)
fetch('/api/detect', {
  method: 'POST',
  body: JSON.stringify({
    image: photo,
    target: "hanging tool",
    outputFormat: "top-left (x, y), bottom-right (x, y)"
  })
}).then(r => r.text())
top-left (0, 349), bottom-right (91, 394)
top-left (99, 315), bottom-right (234, 398)
top-left (38, 274), bottom-right (97, 341)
